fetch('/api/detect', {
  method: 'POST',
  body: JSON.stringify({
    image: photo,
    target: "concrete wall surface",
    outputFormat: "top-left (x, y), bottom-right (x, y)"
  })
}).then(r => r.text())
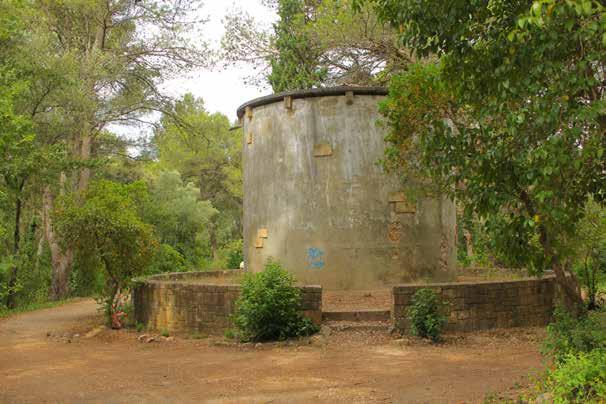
top-left (241, 88), bottom-right (456, 289)
top-left (392, 275), bottom-right (558, 333)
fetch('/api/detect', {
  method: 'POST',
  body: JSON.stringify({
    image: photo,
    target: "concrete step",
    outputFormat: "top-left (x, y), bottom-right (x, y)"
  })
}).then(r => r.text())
top-left (323, 320), bottom-right (392, 333)
top-left (322, 309), bottom-right (391, 322)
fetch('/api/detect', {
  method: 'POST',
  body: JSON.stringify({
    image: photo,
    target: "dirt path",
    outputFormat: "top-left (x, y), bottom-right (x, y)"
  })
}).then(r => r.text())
top-left (0, 300), bottom-right (546, 403)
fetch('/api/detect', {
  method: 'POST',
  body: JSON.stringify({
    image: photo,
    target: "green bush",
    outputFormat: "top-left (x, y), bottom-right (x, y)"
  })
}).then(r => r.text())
top-left (224, 239), bottom-right (243, 269)
top-left (145, 244), bottom-right (187, 275)
top-left (232, 260), bottom-right (318, 342)
top-left (406, 288), bottom-right (448, 342)
top-left (542, 306), bottom-right (606, 363)
top-left (545, 349), bottom-right (606, 403)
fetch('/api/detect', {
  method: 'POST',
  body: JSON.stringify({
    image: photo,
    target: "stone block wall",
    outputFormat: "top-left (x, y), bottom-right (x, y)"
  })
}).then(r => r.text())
top-left (132, 271), bottom-right (322, 335)
top-left (393, 275), bottom-right (557, 333)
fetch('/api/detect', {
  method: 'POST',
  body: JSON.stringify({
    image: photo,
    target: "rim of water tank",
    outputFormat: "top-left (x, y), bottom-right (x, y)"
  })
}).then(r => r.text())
top-left (236, 86), bottom-right (388, 119)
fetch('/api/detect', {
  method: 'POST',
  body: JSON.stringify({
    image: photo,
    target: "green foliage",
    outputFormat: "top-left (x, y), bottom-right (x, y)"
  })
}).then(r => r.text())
top-left (69, 258), bottom-right (105, 297)
top-left (146, 244), bottom-right (187, 275)
top-left (136, 322), bottom-right (145, 333)
top-left (222, 0), bottom-right (406, 88)
top-left (154, 94), bottom-right (242, 265)
top-left (224, 239), bottom-right (244, 269)
top-left (54, 180), bottom-right (158, 318)
top-left (406, 288), bottom-right (448, 342)
top-left (545, 349), bottom-right (606, 403)
top-left (142, 170), bottom-right (217, 268)
top-left (543, 306), bottom-right (606, 364)
top-left (161, 329), bottom-right (169, 338)
top-left (0, 0), bottom-right (214, 310)
top-left (233, 260), bottom-right (319, 342)
top-left (573, 198), bottom-right (606, 309)
top-left (373, 0), bottom-right (605, 306)
top-left (212, 239), bottom-right (243, 270)
top-left (267, 0), bottom-right (327, 92)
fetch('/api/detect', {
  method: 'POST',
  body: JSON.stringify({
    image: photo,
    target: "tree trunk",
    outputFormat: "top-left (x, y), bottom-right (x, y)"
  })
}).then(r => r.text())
top-left (43, 185), bottom-right (73, 300)
top-left (551, 260), bottom-right (584, 314)
top-left (78, 132), bottom-right (91, 193)
top-left (6, 187), bottom-right (24, 309)
top-left (519, 190), bottom-right (585, 314)
top-left (209, 219), bottom-right (219, 262)
top-left (537, 224), bottom-right (585, 314)
top-left (463, 229), bottom-right (474, 261)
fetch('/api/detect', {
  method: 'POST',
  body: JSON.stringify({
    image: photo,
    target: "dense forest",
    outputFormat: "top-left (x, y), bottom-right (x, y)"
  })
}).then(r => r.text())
top-left (1, 0), bottom-right (604, 318)
top-left (0, 0), bottom-right (244, 313)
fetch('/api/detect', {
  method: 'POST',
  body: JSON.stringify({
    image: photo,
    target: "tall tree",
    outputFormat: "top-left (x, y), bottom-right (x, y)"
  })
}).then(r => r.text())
top-left (267, 0), bottom-right (326, 92)
top-left (0, 1), bottom-right (62, 307)
top-left (153, 94), bottom-right (242, 261)
top-left (371, 0), bottom-right (605, 309)
top-left (221, 0), bottom-right (409, 89)
top-left (54, 180), bottom-right (157, 321)
top-left (11, 0), bottom-right (210, 299)
top-left (143, 170), bottom-right (218, 266)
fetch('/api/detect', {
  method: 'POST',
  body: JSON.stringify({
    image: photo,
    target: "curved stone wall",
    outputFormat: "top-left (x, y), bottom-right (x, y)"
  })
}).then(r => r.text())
top-left (132, 271), bottom-right (322, 334)
top-left (392, 274), bottom-right (560, 333)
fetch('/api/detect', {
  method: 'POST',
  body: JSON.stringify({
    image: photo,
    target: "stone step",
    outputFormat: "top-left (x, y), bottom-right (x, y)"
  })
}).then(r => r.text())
top-left (322, 309), bottom-right (391, 322)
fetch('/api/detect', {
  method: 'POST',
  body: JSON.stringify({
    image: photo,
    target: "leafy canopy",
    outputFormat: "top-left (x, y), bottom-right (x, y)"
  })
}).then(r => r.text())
top-left (373, 0), bottom-right (605, 296)
top-left (54, 180), bottom-right (157, 304)
top-left (142, 170), bottom-right (218, 266)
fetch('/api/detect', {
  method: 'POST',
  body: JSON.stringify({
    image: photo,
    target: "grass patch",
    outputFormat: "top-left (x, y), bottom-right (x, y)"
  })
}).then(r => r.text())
top-left (0, 298), bottom-right (79, 319)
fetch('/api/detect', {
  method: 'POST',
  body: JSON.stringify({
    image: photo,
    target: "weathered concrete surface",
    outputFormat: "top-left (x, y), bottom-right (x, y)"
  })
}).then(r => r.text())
top-left (241, 88), bottom-right (457, 289)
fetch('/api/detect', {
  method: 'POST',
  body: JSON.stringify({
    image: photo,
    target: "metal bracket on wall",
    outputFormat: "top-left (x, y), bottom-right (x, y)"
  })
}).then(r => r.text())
top-left (284, 95), bottom-right (293, 110)
top-left (394, 201), bottom-right (416, 214)
top-left (247, 132), bottom-right (253, 145)
top-left (313, 143), bottom-right (333, 157)
top-left (345, 91), bottom-right (354, 105)
top-left (388, 192), bottom-right (416, 214)
top-left (388, 192), bottom-right (406, 202)
top-left (245, 106), bottom-right (253, 120)
top-left (255, 228), bottom-right (268, 248)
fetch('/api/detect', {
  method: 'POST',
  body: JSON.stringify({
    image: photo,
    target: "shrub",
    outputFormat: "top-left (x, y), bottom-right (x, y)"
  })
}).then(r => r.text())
top-left (406, 288), bottom-right (448, 342)
top-left (545, 349), bottom-right (606, 403)
top-left (542, 306), bottom-right (606, 363)
top-left (232, 260), bottom-right (318, 342)
top-left (224, 239), bottom-right (244, 269)
top-left (145, 244), bottom-right (187, 275)
top-left (573, 197), bottom-right (606, 310)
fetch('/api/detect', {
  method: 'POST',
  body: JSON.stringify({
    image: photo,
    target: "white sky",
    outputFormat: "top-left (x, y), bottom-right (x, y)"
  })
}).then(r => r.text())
top-left (111, 1), bottom-right (275, 141)
top-left (163, 0), bottom-right (276, 122)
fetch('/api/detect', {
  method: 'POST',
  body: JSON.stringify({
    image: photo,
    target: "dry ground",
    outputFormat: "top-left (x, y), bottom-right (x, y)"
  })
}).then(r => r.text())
top-left (0, 299), bottom-right (546, 403)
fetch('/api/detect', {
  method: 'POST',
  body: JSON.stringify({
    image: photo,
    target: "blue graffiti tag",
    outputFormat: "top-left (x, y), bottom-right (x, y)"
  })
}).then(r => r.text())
top-left (307, 247), bottom-right (325, 269)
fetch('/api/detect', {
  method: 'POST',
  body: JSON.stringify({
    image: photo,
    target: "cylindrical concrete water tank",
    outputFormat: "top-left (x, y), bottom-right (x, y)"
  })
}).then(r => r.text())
top-left (237, 87), bottom-right (456, 289)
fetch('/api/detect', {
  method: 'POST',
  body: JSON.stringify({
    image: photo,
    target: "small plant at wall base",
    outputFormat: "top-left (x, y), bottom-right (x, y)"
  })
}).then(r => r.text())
top-left (232, 260), bottom-right (318, 342)
top-left (543, 349), bottom-right (606, 403)
top-left (542, 306), bottom-right (606, 364)
top-left (406, 288), bottom-right (448, 342)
